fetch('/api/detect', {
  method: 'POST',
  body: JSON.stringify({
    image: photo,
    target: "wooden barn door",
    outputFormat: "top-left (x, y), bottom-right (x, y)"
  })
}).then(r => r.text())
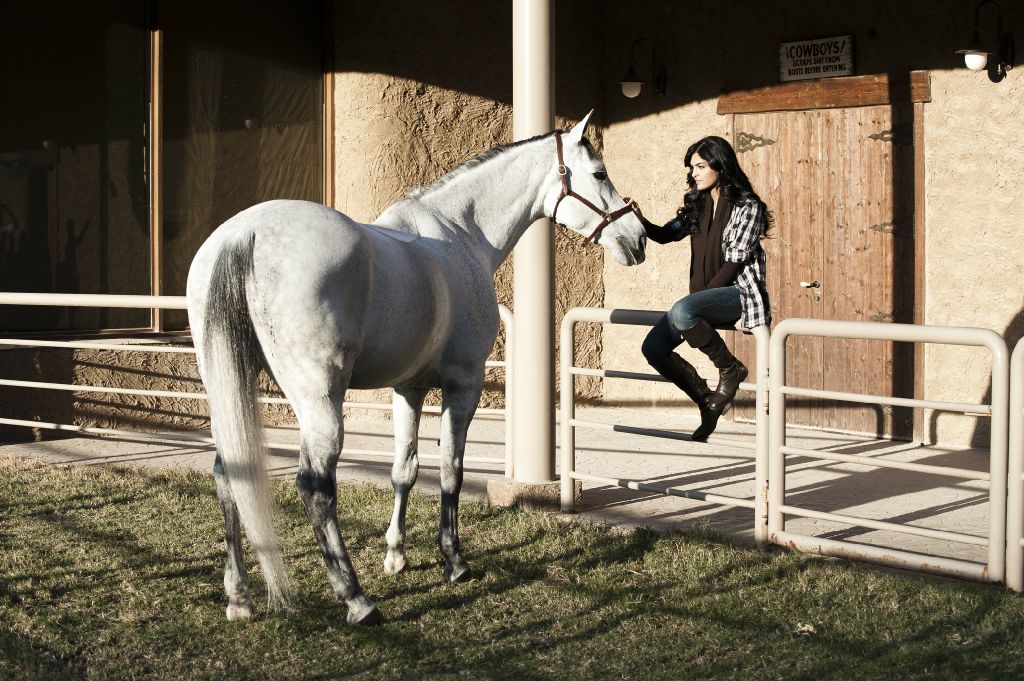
top-left (730, 102), bottom-right (917, 437)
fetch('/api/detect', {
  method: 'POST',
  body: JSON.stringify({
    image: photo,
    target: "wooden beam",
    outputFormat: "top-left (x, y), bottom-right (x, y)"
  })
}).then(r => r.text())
top-left (149, 24), bottom-right (163, 332)
top-left (718, 71), bottom-right (931, 115)
top-left (912, 100), bottom-right (928, 445)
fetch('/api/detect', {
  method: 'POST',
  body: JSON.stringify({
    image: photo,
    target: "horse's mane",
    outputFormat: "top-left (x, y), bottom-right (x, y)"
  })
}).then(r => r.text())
top-left (403, 131), bottom-right (557, 201)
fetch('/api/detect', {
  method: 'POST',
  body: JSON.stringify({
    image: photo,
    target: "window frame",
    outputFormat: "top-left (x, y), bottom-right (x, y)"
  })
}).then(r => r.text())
top-left (145, 1), bottom-right (332, 333)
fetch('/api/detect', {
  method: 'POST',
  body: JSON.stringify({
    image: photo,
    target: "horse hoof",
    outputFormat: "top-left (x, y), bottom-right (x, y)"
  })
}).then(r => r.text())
top-left (226, 596), bottom-right (253, 621)
top-left (444, 562), bottom-right (472, 583)
top-left (346, 596), bottom-right (383, 626)
top-left (383, 550), bottom-right (407, 575)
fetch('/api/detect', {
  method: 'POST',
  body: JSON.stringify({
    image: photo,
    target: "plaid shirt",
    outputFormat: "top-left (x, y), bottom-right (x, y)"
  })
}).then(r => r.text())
top-left (722, 199), bottom-right (771, 329)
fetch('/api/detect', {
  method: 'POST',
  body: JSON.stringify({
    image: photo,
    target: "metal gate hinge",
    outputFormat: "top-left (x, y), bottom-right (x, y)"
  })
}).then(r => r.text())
top-left (867, 123), bottom-right (913, 146)
top-left (870, 309), bottom-right (911, 323)
top-left (869, 217), bottom-right (913, 236)
top-left (736, 131), bottom-right (776, 154)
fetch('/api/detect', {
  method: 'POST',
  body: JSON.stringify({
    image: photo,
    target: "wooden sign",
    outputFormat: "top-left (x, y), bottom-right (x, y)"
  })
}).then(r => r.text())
top-left (779, 35), bottom-right (854, 82)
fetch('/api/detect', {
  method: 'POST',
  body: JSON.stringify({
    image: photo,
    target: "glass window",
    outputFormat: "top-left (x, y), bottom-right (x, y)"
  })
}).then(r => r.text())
top-left (160, 0), bottom-right (324, 329)
top-left (0, 2), bottom-right (149, 331)
top-left (0, 1), bottom-right (324, 333)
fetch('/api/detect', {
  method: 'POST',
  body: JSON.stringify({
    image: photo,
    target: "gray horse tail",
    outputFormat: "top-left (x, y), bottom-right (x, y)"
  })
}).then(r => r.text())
top-left (202, 230), bottom-right (290, 610)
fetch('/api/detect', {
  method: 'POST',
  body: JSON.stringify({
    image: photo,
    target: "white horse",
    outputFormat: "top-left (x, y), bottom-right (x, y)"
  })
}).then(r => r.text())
top-left (186, 112), bottom-right (646, 625)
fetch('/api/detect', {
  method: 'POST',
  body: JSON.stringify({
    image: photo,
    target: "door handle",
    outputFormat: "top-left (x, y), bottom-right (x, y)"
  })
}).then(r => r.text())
top-left (800, 280), bottom-right (821, 301)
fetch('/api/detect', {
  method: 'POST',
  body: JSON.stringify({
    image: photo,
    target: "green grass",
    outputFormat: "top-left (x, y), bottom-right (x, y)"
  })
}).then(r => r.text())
top-left (1, 455), bottom-right (1023, 681)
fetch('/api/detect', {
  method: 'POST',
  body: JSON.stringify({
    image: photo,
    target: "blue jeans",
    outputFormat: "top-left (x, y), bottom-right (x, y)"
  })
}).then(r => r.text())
top-left (641, 286), bottom-right (741, 364)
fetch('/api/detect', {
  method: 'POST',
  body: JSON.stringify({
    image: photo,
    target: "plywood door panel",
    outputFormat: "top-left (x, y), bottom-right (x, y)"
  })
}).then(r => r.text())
top-left (733, 111), bottom-right (826, 428)
top-left (731, 105), bottom-right (915, 437)
top-left (820, 106), bottom-right (892, 435)
top-left (820, 105), bottom-right (914, 437)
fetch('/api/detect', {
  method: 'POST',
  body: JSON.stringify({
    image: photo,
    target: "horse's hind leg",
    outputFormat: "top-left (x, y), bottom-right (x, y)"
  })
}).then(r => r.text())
top-left (384, 386), bottom-right (428, 575)
top-left (437, 383), bottom-right (482, 583)
top-left (293, 395), bottom-right (381, 625)
top-left (213, 450), bottom-right (252, 620)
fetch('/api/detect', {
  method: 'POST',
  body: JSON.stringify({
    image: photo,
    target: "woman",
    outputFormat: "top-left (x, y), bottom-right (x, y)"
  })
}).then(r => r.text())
top-left (641, 135), bottom-right (771, 442)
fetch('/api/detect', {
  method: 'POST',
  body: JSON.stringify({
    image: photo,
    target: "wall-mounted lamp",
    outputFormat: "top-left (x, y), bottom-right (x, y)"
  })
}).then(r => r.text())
top-left (618, 38), bottom-right (667, 98)
top-left (956, 0), bottom-right (1015, 82)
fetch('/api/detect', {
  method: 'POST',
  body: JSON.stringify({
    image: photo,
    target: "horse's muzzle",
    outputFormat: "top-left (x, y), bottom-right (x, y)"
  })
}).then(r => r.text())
top-left (613, 234), bottom-right (646, 266)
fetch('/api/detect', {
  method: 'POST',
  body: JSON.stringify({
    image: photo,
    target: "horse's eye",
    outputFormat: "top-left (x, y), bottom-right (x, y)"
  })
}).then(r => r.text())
top-left (592, 170), bottom-right (607, 181)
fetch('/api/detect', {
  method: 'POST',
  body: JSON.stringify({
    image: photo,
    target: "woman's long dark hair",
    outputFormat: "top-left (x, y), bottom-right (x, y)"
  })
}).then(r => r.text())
top-left (678, 135), bottom-right (773, 236)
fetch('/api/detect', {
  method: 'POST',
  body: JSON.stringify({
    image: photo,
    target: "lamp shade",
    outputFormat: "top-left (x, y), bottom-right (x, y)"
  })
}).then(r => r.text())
top-left (620, 81), bottom-right (643, 98)
top-left (964, 51), bottom-right (989, 70)
top-left (618, 63), bottom-right (644, 98)
top-left (956, 25), bottom-right (989, 71)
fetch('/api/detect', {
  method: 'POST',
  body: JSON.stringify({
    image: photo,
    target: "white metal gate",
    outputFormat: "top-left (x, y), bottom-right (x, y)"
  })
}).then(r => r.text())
top-left (558, 308), bottom-right (1011, 584)
top-left (559, 307), bottom-right (771, 542)
top-left (768, 319), bottom-right (1007, 582)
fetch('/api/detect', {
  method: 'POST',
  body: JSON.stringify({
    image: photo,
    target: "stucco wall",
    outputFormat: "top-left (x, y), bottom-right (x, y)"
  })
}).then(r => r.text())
top-left (923, 69), bottom-right (1024, 447)
top-left (331, 0), bottom-right (609, 417)
top-left (597, 0), bottom-right (1024, 446)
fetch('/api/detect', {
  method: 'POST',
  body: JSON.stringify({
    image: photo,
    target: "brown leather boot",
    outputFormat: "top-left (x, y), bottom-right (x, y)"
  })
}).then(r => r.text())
top-left (648, 353), bottom-right (710, 404)
top-left (681, 319), bottom-right (748, 415)
top-left (647, 353), bottom-right (724, 442)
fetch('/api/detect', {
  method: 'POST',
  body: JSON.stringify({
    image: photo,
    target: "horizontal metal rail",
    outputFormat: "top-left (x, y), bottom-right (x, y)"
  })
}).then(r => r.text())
top-left (571, 365), bottom-right (757, 394)
top-left (769, 317), bottom-right (1009, 583)
top-left (0, 337), bottom-right (507, 370)
top-left (0, 338), bottom-right (196, 353)
top-left (0, 292), bottom-right (188, 309)
top-left (571, 471), bottom-right (756, 510)
top-left (780, 384), bottom-right (991, 416)
top-left (778, 504), bottom-right (988, 546)
top-left (772, 530), bottom-right (989, 582)
top-left (0, 379), bottom-right (506, 417)
top-left (0, 417), bottom-right (505, 466)
top-left (570, 417), bottom-right (756, 452)
top-left (778, 444), bottom-right (990, 481)
top-left (559, 307), bottom-right (770, 543)
top-left (0, 293), bottom-right (513, 472)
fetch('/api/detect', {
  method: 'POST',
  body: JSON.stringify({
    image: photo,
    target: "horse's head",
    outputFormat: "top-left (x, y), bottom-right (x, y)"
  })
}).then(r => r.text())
top-left (545, 111), bottom-right (646, 266)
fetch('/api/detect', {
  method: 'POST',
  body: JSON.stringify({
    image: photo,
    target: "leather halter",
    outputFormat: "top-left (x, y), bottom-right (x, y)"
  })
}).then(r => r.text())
top-left (552, 131), bottom-right (645, 246)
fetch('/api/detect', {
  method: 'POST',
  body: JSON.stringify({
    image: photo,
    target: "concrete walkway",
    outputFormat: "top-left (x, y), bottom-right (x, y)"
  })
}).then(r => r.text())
top-left (0, 406), bottom-right (993, 570)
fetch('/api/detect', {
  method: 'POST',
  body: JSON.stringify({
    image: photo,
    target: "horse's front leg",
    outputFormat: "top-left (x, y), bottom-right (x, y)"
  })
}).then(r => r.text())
top-left (213, 451), bottom-right (252, 620)
top-left (437, 382), bottom-right (482, 582)
top-left (384, 386), bottom-right (428, 575)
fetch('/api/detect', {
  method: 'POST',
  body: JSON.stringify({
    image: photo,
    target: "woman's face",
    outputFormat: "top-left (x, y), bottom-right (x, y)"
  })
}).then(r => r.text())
top-left (688, 151), bottom-right (720, 192)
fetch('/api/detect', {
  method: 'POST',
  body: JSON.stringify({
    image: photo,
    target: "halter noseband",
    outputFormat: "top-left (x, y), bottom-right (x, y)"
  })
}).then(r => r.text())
top-left (552, 131), bottom-right (645, 246)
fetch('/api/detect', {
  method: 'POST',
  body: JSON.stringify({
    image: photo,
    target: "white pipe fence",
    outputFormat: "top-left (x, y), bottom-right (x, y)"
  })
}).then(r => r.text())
top-left (0, 293), bottom-right (513, 471)
top-left (1007, 337), bottom-right (1024, 590)
top-left (559, 307), bottom-right (772, 543)
top-left (559, 308), bottom-right (1014, 585)
top-left (4, 294), bottom-right (1022, 588)
top-left (769, 319), bottom-right (1009, 583)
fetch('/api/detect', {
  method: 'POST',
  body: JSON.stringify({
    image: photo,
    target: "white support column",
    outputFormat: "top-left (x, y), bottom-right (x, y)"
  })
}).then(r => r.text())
top-left (511, 0), bottom-right (554, 483)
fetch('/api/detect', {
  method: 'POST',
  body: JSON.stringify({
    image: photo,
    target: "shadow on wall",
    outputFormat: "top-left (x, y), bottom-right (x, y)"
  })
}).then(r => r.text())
top-left (332, 0), bottom-right (998, 125)
top-left (0, 348), bottom-right (76, 443)
top-left (0, 345), bottom-right (302, 444)
top-left (932, 305), bottom-right (1024, 448)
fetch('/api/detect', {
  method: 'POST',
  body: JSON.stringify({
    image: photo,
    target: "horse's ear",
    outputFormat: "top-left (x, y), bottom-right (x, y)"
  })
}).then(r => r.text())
top-left (565, 110), bottom-right (594, 145)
